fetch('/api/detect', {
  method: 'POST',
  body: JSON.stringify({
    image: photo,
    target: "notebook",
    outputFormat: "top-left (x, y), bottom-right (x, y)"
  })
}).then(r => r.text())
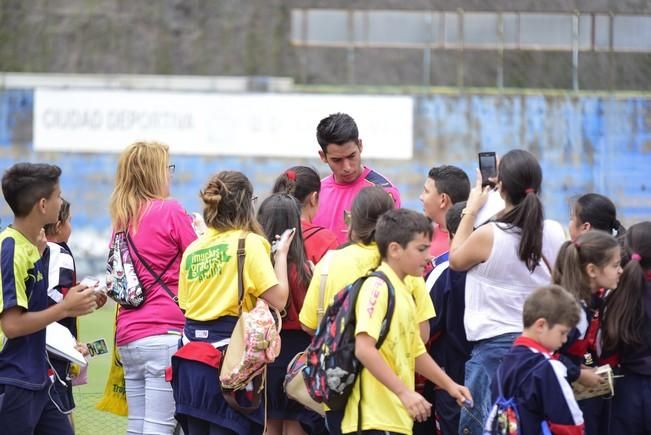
top-left (571, 364), bottom-right (614, 401)
top-left (46, 321), bottom-right (87, 367)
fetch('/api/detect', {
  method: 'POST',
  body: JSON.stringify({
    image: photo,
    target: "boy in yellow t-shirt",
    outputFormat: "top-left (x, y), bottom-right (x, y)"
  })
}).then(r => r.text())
top-left (341, 209), bottom-right (472, 435)
top-left (298, 187), bottom-right (435, 434)
top-left (299, 186), bottom-right (435, 344)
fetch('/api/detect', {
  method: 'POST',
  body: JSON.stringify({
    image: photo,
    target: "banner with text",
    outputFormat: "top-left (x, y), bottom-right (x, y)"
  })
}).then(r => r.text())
top-left (34, 89), bottom-right (413, 159)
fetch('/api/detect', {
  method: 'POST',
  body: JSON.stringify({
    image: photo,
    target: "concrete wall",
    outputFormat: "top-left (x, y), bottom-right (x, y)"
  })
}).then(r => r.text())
top-left (1, 88), bottom-right (650, 273)
top-left (2, 0), bottom-right (651, 89)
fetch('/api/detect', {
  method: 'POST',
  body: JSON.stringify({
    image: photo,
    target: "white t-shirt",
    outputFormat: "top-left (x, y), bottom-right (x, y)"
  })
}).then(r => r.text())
top-left (464, 220), bottom-right (566, 341)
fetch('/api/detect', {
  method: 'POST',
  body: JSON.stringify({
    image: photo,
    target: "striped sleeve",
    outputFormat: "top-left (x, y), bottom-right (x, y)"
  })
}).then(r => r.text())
top-left (45, 242), bottom-right (75, 303)
top-left (0, 237), bottom-right (28, 313)
top-left (364, 170), bottom-right (401, 207)
top-left (540, 359), bottom-right (585, 435)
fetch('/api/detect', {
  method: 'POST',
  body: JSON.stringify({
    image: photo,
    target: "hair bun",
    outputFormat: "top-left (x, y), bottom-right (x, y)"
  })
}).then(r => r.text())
top-left (200, 190), bottom-right (221, 205)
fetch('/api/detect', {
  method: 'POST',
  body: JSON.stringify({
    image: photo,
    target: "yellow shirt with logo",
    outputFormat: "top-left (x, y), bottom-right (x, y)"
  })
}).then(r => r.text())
top-left (298, 242), bottom-right (435, 331)
top-left (341, 262), bottom-right (427, 435)
top-left (179, 229), bottom-right (279, 320)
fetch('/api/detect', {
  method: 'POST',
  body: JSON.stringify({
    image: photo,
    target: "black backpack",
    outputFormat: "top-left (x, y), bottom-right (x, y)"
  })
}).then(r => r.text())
top-left (303, 271), bottom-right (395, 411)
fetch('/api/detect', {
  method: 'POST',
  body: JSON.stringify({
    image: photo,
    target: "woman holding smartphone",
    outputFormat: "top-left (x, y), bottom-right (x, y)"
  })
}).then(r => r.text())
top-left (449, 149), bottom-right (565, 435)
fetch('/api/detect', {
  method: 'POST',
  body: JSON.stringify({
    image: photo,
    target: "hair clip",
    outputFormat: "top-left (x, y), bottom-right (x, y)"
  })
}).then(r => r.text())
top-left (631, 253), bottom-right (642, 261)
top-left (286, 170), bottom-right (296, 181)
top-left (524, 188), bottom-right (535, 194)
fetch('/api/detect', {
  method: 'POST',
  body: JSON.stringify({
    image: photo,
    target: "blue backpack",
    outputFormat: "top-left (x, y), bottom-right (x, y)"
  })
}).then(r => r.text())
top-left (484, 359), bottom-right (552, 435)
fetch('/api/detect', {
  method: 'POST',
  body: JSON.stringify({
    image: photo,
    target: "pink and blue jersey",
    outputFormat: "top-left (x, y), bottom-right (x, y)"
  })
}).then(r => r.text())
top-left (312, 166), bottom-right (400, 244)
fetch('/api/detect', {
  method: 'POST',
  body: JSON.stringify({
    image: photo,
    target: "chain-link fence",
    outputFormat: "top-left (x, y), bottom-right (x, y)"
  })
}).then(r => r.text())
top-left (72, 392), bottom-right (126, 435)
top-left (71, 305), bottom-right (127, 434)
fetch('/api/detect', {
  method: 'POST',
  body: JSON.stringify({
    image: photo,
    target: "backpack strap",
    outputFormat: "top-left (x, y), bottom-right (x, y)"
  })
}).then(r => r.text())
top-left (303, 225), bottom-right (325, 242)
top-left (126, 232), bottom-right (179, 305)
top-left (316, 251), bottom-right (334, 324)
top-left (236, 235), bottom-right (246, 315)
top-left (358, 369), bottom-right (364, 434)
top-left (496, 353), bottom-right (552, 399)
top-left (368, 271), bottom-right (396, 348)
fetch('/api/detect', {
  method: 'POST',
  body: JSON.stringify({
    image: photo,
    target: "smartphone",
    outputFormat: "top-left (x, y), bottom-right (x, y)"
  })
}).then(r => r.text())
top-left (343, 210), bottom-right (352, 227)
top-left (281, 228), bottom-right (296, 242)
top-left (86, 338), bottom-right (109, 357)
top-left (271, 228), bottom-right (296, 254)
top-left (478, 152), bottom-right (497, 187)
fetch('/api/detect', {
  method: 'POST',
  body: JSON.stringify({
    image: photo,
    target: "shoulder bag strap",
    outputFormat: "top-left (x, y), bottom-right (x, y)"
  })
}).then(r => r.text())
top-left (236, 235), bottom-right (246, 315)
top-left (126, 232), bottom-right (179, 304)
top-left (316, 251), bottom-right (334, 324)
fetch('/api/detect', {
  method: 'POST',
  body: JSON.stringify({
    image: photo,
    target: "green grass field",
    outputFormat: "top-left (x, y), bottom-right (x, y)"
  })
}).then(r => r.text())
top-left (73, 302), bottom-right (127, 434)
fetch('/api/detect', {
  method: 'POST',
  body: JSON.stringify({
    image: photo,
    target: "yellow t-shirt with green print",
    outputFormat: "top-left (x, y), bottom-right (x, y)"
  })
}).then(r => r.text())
top-left (178, 229), bottom-right (278, 321)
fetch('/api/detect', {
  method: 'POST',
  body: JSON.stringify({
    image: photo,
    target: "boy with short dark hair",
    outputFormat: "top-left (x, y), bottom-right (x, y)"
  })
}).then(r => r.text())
top-left (341, 208), bottom-right (472, 435)
top-left (313, 112), bottom-right (401, 243)
top-left (0, 163), bottom-right (97, 434)
top-left (419, 165), bottom-right (470, 259)
top-left (488, 285), bottom-right (585, 435)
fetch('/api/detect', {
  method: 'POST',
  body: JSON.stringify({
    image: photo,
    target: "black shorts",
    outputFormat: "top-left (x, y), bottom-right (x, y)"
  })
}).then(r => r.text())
top-left (0, 383), bottom-right (73, 435)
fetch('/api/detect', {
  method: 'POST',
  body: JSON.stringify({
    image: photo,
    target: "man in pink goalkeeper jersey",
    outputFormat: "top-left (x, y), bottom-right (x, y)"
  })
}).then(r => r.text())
top-left (312, 113), bottom-right (401, 244)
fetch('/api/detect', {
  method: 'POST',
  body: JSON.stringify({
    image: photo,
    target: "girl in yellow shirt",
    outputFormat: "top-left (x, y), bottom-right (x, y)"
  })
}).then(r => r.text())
top-left (171, 171), bottom-right (292, 435)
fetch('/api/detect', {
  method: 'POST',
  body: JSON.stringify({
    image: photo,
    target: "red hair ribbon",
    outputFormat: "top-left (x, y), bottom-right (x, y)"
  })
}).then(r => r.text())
top-left (525, 188), bottom-right (535, 194)
top-left (286, 170), bottom-right (296, 181)
top-left (631, 253), bottom-right (642, 261)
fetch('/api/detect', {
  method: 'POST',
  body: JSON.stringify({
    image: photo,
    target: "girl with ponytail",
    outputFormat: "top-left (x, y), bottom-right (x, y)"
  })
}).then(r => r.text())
top-left (553, 230), bottom-right (622, 435)
top-left (601, 221), bottom-right (651, 434)
top-left (272, 166), bottom-right (338, 264)
top-left (449, 149), bottom-right (566, 434)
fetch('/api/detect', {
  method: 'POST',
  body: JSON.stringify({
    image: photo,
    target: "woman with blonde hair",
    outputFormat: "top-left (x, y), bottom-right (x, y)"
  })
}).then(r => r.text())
top-left (170, 171), bottom-right (291, 435)
top-left (109, 141), bottom-right (197, 435)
